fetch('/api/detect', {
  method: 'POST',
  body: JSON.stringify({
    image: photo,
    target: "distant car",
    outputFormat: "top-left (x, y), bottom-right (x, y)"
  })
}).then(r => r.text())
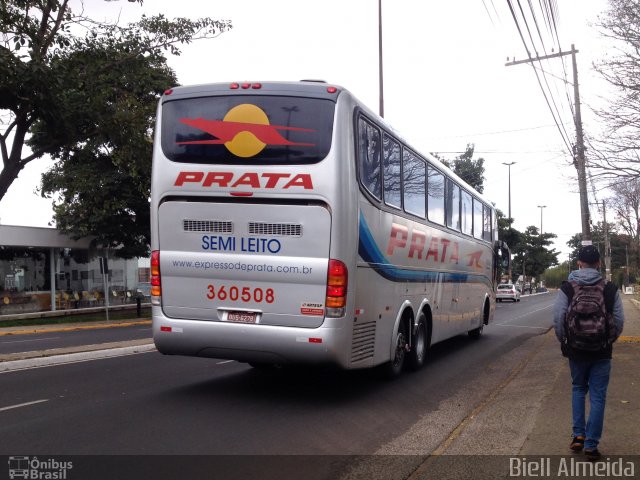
top-left (136, 282), bottom-right (151, 298)
top-left (496, 283), bottom-right (521, 302)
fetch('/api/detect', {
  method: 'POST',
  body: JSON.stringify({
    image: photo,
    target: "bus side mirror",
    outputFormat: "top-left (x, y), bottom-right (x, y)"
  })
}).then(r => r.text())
top-left (495, 241), bottom-right (511, 270)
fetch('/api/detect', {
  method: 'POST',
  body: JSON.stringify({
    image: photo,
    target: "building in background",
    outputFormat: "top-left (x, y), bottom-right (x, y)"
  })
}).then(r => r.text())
top-left (0, 225), bottom-right (148, 315)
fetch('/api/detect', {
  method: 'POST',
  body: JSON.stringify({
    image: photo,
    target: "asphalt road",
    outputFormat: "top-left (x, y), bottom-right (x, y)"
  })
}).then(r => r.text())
top-left (0, 294), bottom-right (553, 465)
top-left (0, 323), bottom-right (152, 355)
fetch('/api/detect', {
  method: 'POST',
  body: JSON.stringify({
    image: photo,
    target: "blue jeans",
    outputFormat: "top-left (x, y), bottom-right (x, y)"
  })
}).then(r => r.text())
top-left (569, 358), bottom-right (611, 450)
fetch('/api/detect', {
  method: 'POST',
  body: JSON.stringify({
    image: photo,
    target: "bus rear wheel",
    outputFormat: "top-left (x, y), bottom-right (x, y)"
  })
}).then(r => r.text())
top-left (382, 321), bottom-right (408, 379)
top-left (408, 313), bottom-right (428, 371)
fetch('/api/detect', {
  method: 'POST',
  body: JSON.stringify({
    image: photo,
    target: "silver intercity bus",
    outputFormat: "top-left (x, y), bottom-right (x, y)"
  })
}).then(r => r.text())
top-left (150, 81), bottom-right (510, 376)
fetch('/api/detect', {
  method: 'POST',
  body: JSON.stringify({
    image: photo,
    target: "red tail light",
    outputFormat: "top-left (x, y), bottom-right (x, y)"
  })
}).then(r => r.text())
top-left (326, 259), bottom-right (347, 310)
top-left (151, 250), bottom-right (161, 300)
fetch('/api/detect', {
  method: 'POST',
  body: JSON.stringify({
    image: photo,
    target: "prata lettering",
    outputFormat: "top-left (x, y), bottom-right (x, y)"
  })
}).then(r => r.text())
top-left (386, 222), bottom-right (484, 267)
top-left (175, 171), bottom-right (313, 190)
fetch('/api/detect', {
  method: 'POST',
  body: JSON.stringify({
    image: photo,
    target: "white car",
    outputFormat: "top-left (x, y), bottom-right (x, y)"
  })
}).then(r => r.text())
top-left (496, 283), bottom-right (521, 302)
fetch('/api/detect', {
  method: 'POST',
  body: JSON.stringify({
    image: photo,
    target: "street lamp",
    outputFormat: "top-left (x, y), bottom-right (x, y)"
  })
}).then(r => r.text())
top-left (502, 162), bottom-right (516, 219)
top-left (537, 205), bottom-right (547, 235)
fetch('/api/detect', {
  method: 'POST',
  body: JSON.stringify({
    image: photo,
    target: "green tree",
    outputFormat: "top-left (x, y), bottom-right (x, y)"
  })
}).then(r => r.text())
top-left (1, 1), bottom-right (231, 256)
top-left (496, 209), bottom-right (521, 248)
top-left (566, 222), bottom-right (638, 283)
top-left (542, 263), bottom-right (571, 289)
top-left (434, 144), bottom-right (486, 193)
top-left (496, 208), bottom-right (523, 281)
top-left (510, 226), bottom-right (559, 283)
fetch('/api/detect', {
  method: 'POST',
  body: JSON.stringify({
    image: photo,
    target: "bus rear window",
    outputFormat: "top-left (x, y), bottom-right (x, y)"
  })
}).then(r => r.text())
top-left (161, 96), bottom-right (335, 165)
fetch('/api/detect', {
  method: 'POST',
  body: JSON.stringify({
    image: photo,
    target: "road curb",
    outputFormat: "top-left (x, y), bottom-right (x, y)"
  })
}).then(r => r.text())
top-left (0, 341), bottom-right (157, 372)
top-left (0, 338), bottom-right (155, 363)
top-left (0, 319), bottom-right (152, 336)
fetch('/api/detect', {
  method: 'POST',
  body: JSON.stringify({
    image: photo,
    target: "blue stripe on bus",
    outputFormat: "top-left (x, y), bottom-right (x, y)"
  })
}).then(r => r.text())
top-left (358, 213), bottom-right (477, 284)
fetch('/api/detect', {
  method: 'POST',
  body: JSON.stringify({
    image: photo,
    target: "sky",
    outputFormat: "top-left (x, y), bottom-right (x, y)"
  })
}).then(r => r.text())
top-left (0, 0), bottom-right (615, 263)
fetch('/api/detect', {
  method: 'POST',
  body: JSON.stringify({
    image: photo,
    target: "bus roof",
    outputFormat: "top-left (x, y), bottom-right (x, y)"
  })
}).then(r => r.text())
top-left (162, 81), bottom-right (343, 102)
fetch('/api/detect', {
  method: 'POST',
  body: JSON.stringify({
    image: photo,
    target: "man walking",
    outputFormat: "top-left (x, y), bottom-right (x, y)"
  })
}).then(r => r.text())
top-left (553, 245), bottom-right (624, 460)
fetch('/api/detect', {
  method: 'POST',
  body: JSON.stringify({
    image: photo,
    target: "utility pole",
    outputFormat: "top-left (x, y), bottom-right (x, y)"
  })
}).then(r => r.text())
top-left (602, 200), bottom-right (611, 281)
top-left (506, 45), bottom-right (591, 243)
top-left (503, 161), bottom-right (516, 220)
top-left (589, 200), bottom-right (612, 281)
top-left (571, 45), bottom-right (591, 244)
top-left (625, 245), bottom-right (630, 287)
top-left (537, 205), bottom-right (547, 235)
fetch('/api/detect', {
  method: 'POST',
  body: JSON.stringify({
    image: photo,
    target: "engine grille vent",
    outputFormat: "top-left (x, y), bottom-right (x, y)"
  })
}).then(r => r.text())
top-left (351, 321), bottom-right (376, 363)
top-left (183, 220), bottom-right (233, 234)
top-left (249, 222), bottom-right (302, 237)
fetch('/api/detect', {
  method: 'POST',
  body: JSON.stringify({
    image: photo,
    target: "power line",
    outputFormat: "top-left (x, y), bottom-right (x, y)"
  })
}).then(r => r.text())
top-left (505, 0), bottom-right (575, 157)
top-left (425, 122), bottom-right (569, 140)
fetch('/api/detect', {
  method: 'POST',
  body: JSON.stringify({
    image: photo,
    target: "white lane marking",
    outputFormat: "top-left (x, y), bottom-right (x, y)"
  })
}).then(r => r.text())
top-left (216, 360), bottom-right (235, 365)
top-left (498, 304), bottom-right (553, 323)
top-left (0, 399), bottom-right (49, 412)
top-left (1, 336), bottom-right (61, 344)
top-left (494, 324), bottom-right (549, 330)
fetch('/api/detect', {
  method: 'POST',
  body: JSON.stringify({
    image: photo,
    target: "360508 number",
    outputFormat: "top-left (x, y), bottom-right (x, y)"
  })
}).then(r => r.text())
top-left (206, 285), bottom-right (275, 304)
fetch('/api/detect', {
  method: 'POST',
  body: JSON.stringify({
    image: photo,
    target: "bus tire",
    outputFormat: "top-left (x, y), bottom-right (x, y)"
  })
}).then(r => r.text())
top-left (408, 313), bottom-right (429, 371)
top-left (468, 322), bottom-right (483, 339)
top-left (468, 300), bottom-right (489, 339)
top-left (381, 319), bottom-right (408, 379)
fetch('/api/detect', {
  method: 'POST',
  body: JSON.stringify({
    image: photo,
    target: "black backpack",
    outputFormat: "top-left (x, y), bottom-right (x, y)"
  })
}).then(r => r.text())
top-left (561, 280), bottom-right (617, 352)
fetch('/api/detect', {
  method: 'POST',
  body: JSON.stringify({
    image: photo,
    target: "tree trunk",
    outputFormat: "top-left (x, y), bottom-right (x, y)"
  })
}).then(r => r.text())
top-left (0, 114), bottom-right (32, 204)
top-left (0, 158), bottom-right (26, 204)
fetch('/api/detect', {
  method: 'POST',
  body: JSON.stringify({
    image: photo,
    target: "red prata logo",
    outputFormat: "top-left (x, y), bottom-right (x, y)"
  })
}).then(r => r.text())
top-left (174, 171), bottom-right (314, 192)
top-left (386, 223), bottom-right (484, 268)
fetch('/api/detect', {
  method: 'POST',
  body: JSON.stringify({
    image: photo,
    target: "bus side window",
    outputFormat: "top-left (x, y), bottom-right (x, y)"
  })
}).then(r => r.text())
top-left (446, 178), bottom-right (461, 231)
top-left (358, 117), bottom-right (381, 200)
top-left (483, 205), bottom-right (493, 242)
top-left (402, 149), bottom-right (426, 218)
top-left (383, 134), bottom-right (401, 209)
top-left (461, 190), bottom-right (473, 236)
top-left (473, 198), bottom-right (484, 240)
top-left (427, 166), bottom-right (445, 225)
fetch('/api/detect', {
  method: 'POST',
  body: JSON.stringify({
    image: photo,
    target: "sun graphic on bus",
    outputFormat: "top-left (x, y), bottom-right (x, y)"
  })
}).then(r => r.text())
top-left (177, 104), bottom-right (316, 158)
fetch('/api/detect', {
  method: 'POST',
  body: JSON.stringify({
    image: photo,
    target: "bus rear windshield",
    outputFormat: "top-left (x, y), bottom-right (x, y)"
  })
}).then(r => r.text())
top-left (161, 95), bottom-right (335, 165)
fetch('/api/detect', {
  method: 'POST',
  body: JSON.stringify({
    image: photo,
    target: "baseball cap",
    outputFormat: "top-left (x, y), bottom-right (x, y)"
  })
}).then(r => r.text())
top-left (578, 245), bottom-right (600, 264)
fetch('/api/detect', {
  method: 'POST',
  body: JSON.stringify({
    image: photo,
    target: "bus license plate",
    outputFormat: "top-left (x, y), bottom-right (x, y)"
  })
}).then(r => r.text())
top-left (227, 312), bottom-right (257, 324)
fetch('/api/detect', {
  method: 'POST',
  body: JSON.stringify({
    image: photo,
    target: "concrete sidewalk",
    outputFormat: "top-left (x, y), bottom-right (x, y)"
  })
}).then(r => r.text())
top-left (429, 292), bottom-right (640, 457)
top-left (519, 293), bottom-right (640, 456)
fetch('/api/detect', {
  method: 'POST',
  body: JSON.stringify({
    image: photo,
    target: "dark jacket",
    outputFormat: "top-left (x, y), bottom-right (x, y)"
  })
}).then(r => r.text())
top-left (553, 268), bottom-right (625, 360)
